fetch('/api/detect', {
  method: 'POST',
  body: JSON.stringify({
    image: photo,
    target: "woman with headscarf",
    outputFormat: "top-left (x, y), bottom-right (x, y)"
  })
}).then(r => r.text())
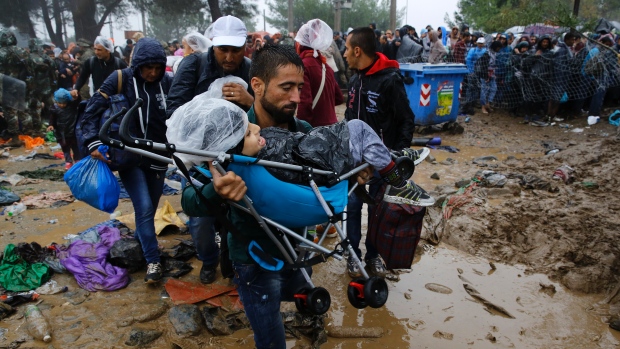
top-left (172, 32), bottom-right (212, 74)
top-left (294, 19), bottom-right (343, 127)
top-left (428, 30), bottom-right (448, 64)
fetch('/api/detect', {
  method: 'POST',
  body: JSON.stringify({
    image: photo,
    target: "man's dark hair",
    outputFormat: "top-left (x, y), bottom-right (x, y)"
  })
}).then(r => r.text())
top-left (348, 27), bottom-right (377, 57)
top-left (250, 43), bottom-right (303, 86)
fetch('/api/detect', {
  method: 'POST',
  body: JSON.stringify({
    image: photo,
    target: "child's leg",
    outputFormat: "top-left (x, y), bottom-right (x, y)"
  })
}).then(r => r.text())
top-left (58, 139), bottom-right (72, 163)
top-left (347, 120), bottom-right (391, 171)
top-left (66, 137), bottom-right (81, 162)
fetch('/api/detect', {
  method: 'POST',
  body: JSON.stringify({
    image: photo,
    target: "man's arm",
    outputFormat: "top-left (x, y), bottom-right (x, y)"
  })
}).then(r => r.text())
top-left (74, 57), bottom-right (91, 93)
top-left (166, 54), bottom-right (201, 118)
top-left (181, 164), bottom-right (247, 217)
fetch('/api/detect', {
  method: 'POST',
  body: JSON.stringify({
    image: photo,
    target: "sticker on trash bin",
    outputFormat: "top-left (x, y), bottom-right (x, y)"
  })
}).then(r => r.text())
top-left (437, 81), bottom-right (454, 116)
top-left (420, 84), bottom-right (431, 106)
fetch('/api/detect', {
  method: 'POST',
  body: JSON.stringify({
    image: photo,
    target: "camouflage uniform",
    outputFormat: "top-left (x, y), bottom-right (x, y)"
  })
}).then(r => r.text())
top-left (76, 38), bottom-right (94, 99)
top-left (27, 39), bottom-right (57, 133)
top-left (0, 30), bottom-right (32, 138)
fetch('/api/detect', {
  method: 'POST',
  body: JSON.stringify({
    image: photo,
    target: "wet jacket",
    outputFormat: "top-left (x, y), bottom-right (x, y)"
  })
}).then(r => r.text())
top-left (297, 49), bottom-right (344, 127)
top-left (396, 30), bottom-right (423, 62)
top-left (74, 55), bottom-right (127, 93)
top-left (50, 98), bottom-right (80, 141)
top-left (466, 47), bottom-right (487, 73)
top-left (81, 38), bottom-right (172, 171)
top-left (344, 53), bottom-right (415, 150)
top-left (166, 47), bottom-right (253, 117)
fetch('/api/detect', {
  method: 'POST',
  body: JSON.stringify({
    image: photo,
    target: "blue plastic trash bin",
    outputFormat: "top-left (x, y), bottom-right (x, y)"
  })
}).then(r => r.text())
top-left (400, 63), bottom-right (469, 125)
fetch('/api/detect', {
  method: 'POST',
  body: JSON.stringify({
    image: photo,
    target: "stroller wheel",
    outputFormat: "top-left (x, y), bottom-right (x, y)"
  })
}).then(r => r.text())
top-left (294, 287), bottom-right (312, 314)
top-left (364, 276), bottom-right (389, 308)
top-left (347, 278), bottom-right (368, 309)
top-left (306, 287), bottom-right (331, 315)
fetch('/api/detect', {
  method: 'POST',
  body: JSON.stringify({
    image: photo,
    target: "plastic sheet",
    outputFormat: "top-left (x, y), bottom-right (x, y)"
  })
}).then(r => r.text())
top-left (295, 19), bottom-right (333, 53)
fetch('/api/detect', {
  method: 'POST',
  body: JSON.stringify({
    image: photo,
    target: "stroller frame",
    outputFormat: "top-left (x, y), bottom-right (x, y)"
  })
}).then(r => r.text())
top-left (99, 99), bottom-right (389, 313)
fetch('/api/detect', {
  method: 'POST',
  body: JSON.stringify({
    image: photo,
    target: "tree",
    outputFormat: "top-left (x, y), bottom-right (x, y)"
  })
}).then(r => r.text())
top-left (0, 0), bottom-right (38, 37)
top-left (453, 0), bottom-right (617, 33)
top-left (266, 0), bottom-right (401, 33)
top-left (147, 0), bottom-right (211, 41)
top-left (66, 0), bottom-right (124, 41)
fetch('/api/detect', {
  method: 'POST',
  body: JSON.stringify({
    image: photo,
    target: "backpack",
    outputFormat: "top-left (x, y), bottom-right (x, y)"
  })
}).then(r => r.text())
top-left (99, 70), bottom-right (141, 171)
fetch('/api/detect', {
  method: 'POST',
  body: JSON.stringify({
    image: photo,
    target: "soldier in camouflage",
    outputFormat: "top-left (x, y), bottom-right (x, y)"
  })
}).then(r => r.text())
top-left (27, 38), bottom-right (57, 135)
top-left (0, 29), bottom-right (32, 147)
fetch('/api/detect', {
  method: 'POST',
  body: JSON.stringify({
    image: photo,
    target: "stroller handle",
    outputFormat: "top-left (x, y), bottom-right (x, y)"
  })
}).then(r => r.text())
top-left (98, 106), bottom-right (128, 149)
top-left (119, 98), bottom-right (154, 149)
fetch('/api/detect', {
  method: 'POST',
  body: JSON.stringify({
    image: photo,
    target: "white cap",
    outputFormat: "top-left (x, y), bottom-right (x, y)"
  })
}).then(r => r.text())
top-left (210, 16), bottom-right (247, 47)
top-left (476, 37), bottom-right (486, 44)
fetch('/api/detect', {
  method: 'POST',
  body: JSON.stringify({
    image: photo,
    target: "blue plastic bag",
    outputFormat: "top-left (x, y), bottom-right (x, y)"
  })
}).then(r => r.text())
top-left (64, 145), bottom-right (120, 213)
top-left (609, 110), bottom-right (620, 127)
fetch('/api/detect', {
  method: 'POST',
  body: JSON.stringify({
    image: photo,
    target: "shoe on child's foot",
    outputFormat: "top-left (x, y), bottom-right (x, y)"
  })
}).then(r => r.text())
top-left (144, 262), bottom-right (163, 283)
top-left (317, 223), bottom-right (337, 238)
top-left (64, 162), bottom-right (73, 170)
top-left (366, 257), bottom-right (387, 277)
top-left (347, 256), bottom-right (363, 278)
top-left (399, 147), bottom-right (430, 166)
top-left (384, 180), bottom-right (435, 206)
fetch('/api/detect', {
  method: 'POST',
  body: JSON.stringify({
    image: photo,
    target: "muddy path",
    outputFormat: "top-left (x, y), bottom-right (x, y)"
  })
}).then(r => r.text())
top-left (1, 108), bottom-right (620, 348)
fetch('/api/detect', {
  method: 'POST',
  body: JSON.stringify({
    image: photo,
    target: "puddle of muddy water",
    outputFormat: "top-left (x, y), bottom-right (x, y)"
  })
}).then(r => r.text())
top-left (310, 243), bottom-right (619, 349)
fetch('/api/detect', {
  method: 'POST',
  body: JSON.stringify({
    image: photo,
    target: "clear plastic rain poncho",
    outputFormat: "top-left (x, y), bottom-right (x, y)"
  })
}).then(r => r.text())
top-left (166, 91), bottom-right (248, 167)
top-left (202, 75), bottom-right (248, 99)
top-left (183, 32), bottom-right (212, 53)
top-left (94, 36), bottom-right (114, 53)
top-left (294, 19), bottom-right (333, 57)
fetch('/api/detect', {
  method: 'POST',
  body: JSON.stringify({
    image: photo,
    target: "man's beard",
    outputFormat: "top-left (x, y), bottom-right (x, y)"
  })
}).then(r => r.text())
top-left (260, 94), bottom-right (296, 125)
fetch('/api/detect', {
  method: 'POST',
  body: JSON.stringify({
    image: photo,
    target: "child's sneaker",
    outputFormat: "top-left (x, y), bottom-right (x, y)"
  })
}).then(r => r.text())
top-left (317, 223), bottom-right (337, 238)
top-left (64, 162), bottom-right (73, 170)
top-left (384, 180), bottom-right (435, 206)
top-left (399, 147), bottom-right (430, 165)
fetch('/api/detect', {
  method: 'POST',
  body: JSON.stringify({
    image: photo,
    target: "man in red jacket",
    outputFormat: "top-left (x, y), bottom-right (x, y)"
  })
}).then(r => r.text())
top-left (294, 19), bottom-right (344, 127)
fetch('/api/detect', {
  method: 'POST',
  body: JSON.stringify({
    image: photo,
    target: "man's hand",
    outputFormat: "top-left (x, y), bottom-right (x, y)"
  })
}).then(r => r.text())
top-left (70, 90), bottom-right (79, 98)
top-left (209, 162), bottom-right (247, 202)
top-left (90, 149), bottom-right (111, 164)
top-left (46, 126), bottom-right (54, 132)
top-left (356, 166), bottom-right (374, 186)
top-left (223, 82), bottom-right (254, 109)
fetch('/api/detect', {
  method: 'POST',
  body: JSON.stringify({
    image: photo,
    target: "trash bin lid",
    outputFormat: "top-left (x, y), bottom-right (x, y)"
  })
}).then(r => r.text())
top-left (400, 63), bottom-right (468, 74)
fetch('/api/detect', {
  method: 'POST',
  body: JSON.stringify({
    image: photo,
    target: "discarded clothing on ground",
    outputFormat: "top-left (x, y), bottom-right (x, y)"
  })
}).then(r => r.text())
top-left (0, 174), bottom-right (43, 186)
top-left (507, 173), bottom-right (558, 192)
top-left (0, 244), bottom-right (51, 292)
top-left (473, 170), bottom-right (508, 188)
top-left (57, 225), bottom-right (129, 292)
top-left (20, 191), bottom-right (74, 209)
top-left (18, 168), bottom-right (65, 181)
top-left (0, 189), bottom-right (20, 205)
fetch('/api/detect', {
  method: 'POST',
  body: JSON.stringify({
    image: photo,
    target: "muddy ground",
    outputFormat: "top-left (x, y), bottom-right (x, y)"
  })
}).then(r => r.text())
top-left (1, 107), bottom-right (620, 348)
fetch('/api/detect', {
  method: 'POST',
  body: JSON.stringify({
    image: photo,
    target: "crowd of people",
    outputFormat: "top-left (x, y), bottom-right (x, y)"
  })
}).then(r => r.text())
top-left (4, 13), bottom-right (620, 349)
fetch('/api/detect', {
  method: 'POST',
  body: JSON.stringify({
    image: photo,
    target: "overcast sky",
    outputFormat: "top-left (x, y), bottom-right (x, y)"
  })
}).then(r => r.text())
top-left (93, 0), bottom-right (460, 44)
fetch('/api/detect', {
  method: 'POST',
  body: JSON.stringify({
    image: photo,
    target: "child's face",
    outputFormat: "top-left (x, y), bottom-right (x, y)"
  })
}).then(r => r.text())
top-left (56, 102), bottom-right (67, 108)
top-left (241, 123), bottom-right (265, 156)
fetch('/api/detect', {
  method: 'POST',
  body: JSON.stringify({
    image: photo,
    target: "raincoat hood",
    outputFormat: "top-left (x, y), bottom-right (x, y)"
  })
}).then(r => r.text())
top-left (130, 38), bottom-right (167, 82)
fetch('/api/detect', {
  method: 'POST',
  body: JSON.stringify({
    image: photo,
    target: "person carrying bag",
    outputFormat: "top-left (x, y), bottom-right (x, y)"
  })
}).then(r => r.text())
top-left (80, 38), bottom-right (172, 284)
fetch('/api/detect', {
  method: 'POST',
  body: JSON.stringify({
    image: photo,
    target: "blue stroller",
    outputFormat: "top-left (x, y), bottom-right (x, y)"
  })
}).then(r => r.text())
top-left (100, 99), bottom-right (411, 314)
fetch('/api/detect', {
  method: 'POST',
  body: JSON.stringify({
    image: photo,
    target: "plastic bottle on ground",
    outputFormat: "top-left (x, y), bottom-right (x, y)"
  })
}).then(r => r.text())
top-left (24, 305), bottom-right (52, 343)
top-left (6, 203), bottom-right (26, 217)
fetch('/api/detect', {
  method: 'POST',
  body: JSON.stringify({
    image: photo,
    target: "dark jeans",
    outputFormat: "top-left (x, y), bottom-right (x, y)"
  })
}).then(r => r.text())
top-left (346, 179), bottom-right (383, 260)
top-left (233, 263), bottom-right (311, 349)
top-left (589, 87), bottom-right (607, 116)
top-left (119, 166), bottom-right (165, 264)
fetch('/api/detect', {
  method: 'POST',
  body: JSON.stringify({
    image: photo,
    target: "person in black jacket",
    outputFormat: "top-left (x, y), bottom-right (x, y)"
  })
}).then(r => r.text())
top-left (47, 88), bottom-right (81, 169)
top-left (167, 15), bottom-right (254, 117)
top-left (343, 27), bottom-right (429, 279)
top-left (166, 15), bottom-right (254, 285)
top-left (81, 38), bottom-right (172, 284)
top-left (71, 36), bottom-right (127, 99)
